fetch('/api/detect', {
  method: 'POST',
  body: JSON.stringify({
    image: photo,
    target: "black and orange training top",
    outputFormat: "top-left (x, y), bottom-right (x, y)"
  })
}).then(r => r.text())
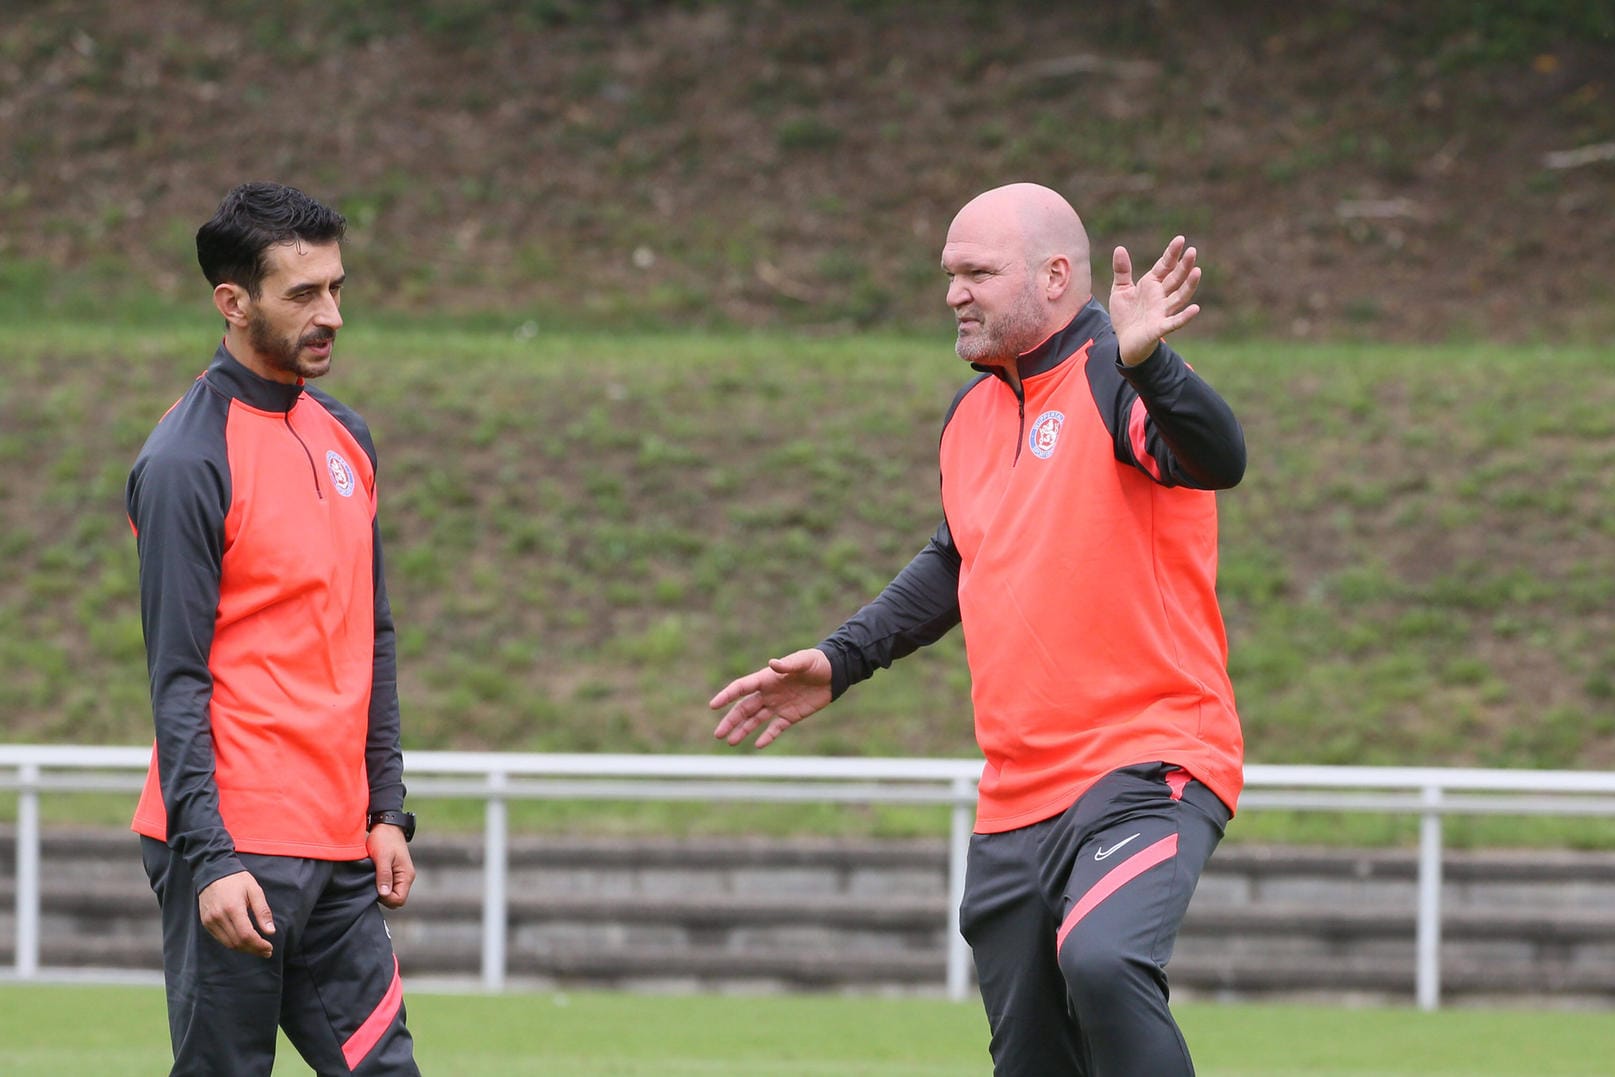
top-left (818, 299), bottom-right (1247, 833)
top-left (126, 344), bottom-right (406, 891)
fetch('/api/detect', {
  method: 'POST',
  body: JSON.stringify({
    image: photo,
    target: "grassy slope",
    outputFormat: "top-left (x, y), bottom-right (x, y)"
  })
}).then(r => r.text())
top-left (3, 323), bottom-right (1613, 784)
top-left (2, 2), bottom-right (1613, 343)
top-left (2, 986), bottom-right (1614, 1076)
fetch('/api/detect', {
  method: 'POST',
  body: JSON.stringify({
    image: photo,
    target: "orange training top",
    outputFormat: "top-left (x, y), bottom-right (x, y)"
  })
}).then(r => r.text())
top-left (818, 300), bottom-right (1246, 833)
top-left (126, 344), bottom-right (405, 890)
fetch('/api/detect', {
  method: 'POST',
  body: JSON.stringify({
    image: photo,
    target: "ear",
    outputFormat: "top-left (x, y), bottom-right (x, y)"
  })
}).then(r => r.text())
top-left (213, 282), bottom-right (251, 327)
top-left (1042, 255), bottom-right (1072, 302)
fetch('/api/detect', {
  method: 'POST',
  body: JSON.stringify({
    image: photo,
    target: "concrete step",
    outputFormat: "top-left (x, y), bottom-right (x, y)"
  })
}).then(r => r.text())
top-left (1182, 902), bottom-right (1615, 943)
top-left (1212, 845), bottom-right (1615, 883)
top-left (394, 940), bottom-right (946, 989)
top-left (11, 878), bottom-right (1613, 949)
top-left (1171, 953), bottom-right (1615, 999)
top-left (8, 827), bottom-right (1615, 1001)
top-left (10, 938), bottom-right (1612, 1002)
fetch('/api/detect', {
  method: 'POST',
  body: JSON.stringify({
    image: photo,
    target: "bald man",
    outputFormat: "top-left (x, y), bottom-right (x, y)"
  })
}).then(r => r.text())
top-left (712, 183), bottom-right (1247, 1076)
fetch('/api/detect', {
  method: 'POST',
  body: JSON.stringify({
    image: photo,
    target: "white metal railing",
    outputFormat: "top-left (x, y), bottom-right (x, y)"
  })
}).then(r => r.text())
top-left (5, 745), bottom-right (1615, 1009)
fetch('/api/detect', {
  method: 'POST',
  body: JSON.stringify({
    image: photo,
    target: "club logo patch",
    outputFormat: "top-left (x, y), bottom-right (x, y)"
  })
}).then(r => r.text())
top-left (325, 449), bottom-right (357, 498)
top-left (1029, 410), bottom-right (1065, 460)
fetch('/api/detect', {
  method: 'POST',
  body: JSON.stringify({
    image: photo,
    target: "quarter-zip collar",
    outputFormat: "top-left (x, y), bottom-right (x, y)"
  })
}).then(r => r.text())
top-left (204, 341), bottom-right (305, 414)
top-left (971, 297), bottom-right (1110, 388)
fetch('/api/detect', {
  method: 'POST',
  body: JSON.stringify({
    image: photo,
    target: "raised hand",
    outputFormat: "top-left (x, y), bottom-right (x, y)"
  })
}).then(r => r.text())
top-left (710, 648), bottom-right (833, 748)
top-left (1110, 235), bottom-right (1202, 367)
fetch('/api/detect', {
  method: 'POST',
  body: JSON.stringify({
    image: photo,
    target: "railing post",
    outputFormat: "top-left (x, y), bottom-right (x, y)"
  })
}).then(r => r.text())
top-left (945, 776), bottom-right (974, 1002)
top-left (1415, 783), bottom-right (1444, 1011)
top-left (16, 763), bottom-right (40, 978)
top-left (481, 770), bottom-right (509, 992)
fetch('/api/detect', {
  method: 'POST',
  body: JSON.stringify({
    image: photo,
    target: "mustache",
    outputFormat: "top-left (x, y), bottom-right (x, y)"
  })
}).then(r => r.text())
top-left (301, 328), bottom-right (336, 346)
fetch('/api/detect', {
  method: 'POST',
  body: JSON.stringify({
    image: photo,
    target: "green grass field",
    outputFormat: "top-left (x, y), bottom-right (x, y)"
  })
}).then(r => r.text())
top-left (1, 985), bottom-right (1610, 1076)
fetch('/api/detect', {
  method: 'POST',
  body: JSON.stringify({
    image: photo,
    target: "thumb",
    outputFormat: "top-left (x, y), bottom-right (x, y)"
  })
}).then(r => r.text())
top-left (767, 650), bottom-right (815, 676)
top-left (374, 850), bottom-right (393, 897)
top-left (1111, 245), bottom-right (1133, 289)
top-left (249, 881), bottom-right (275, 937)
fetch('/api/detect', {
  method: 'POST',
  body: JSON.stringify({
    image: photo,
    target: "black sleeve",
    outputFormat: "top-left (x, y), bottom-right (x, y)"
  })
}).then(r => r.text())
top-left (127, 444), bottom-right (243, 892)
top-left (1094, 340), bottom-right (1247, 490)
top-left (816, 520), bottom-right (963, 699)
top-left (365, 518), bottom-right (407, 813)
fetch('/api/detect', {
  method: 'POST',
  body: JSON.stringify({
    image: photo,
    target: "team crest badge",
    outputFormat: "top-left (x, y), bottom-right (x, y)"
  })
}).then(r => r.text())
top-left (1029, 410), bottom-right (1065, 460)
top-left (325, 449), bottom-right (357, 497)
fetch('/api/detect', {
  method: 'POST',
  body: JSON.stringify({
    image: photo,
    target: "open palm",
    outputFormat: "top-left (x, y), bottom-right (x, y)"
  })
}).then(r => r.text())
top-left (1110, 235), bottom-right (1203, 366)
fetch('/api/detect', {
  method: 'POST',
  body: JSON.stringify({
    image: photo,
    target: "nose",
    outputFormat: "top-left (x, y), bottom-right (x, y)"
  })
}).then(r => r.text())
top-left (314, 293), bottom-right (343, 331)
top-left (946, 278), bottom-right (970, 310)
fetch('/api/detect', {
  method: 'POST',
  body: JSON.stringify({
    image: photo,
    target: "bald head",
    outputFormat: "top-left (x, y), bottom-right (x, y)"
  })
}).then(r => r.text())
top-left (963, 183), bottom-right (1089, 271)
top-left (942, 184), bottom-right (1093, 366)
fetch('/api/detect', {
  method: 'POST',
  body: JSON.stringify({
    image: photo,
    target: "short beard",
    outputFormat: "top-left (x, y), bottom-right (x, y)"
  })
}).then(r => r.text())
top-left (247, 308), bottom-right (333, 380)
top-left (955, 282), bottom-right (1046, 366)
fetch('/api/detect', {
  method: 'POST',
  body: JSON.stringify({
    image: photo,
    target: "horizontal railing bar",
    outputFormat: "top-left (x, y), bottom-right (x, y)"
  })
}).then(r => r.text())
top-left (1237, 791), bottom-right (1615, 815)
top-left (0, 775), bottom-right (148, 794)
top-left (402, 752), bottom-right (985, 781)
top-left (403, 778), bottom-right (969, 804)
top-left (4, 747), bottom-right (1615, 800)
top-left (1243, 763), bottom-right (1615, 794)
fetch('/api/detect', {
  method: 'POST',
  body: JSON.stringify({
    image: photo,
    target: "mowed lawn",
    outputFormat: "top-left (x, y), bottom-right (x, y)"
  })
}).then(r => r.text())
top-left (1, 984), bottom-right (1611, 1076)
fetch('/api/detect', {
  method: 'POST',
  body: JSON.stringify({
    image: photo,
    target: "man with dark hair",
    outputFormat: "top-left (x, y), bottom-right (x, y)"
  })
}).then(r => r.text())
top-left (128, 181), bottom-right (421, 1075)
top-left (712, 182), bottom-right (1246, 1076)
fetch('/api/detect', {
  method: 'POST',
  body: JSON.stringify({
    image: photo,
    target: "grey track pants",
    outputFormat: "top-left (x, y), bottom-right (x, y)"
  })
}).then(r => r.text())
top-left (959, 762), bottom-right (1231, 1077)
top-left (141, 836), bottom-right (420, 1076)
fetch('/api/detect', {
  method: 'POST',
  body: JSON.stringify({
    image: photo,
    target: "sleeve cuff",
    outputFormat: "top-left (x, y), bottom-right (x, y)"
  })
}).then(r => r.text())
top-left (815, 642), bottom-right (850, 701)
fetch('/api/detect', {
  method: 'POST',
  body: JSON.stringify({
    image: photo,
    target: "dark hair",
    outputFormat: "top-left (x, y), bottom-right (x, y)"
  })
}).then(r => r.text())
top-left (195, 182), bottom-right (347, 296)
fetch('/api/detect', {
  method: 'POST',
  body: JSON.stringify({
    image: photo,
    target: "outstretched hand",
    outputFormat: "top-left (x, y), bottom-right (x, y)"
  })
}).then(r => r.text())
top-left (710, 648), bottom-right (833, 748)
top-left (1110, 235), bottom-right (1202, 367)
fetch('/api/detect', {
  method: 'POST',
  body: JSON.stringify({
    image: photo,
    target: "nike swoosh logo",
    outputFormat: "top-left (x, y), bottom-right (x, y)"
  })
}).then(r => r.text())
top-left (1094, 833), bottom-right (1142, 861)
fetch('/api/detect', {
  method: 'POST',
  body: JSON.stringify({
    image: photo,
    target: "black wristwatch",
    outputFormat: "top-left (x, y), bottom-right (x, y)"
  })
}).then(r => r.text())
top-left (366, 810), bottom-right (416, 842)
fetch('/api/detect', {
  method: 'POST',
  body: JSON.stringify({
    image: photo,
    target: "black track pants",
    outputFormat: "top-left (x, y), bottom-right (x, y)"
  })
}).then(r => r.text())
top-left (141, 837), bottom-right (420, 1076)
top-left (959, 762), bottom-right (1230, 1077)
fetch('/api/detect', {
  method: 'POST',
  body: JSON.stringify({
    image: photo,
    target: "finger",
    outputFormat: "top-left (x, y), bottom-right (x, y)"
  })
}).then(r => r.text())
top-left (754, 715), bottom-right (794, 749)
top-left (1178, 266), bottom-right (1203, 309)
top-left (242, 881), bottom-right (275, 957)
top-left (709, 669), bottom-right (767, 710)
top-left (724, 705), bottom-right (770, 746)
top-left (1111, 246), bottom-right (1134, 289)
top-left (1151, 235), bottom-right (1187, 279)
top-left (380, 859), bottom-right (412, 909)
top-left (712, 697), bottom-right (753, 738)
top-left (247, 880), bottom-right (275, 938)
top-left (224, 903), bottom-right (273, 958)
top-left (1161, 245), bottom-right (1197, 293)
top-left (390, 859), bottom-right (415, 906)
top-left (714, 698), bottom-right (761, 742)
top-left (1163, 265), bottom-right (1203, 313)
top-left (1160, 304), bottom-right (1202, 335)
